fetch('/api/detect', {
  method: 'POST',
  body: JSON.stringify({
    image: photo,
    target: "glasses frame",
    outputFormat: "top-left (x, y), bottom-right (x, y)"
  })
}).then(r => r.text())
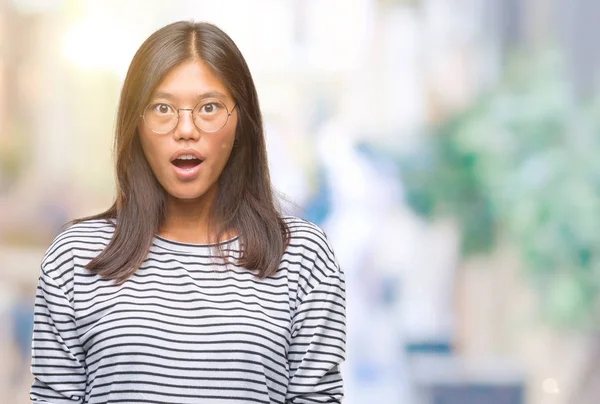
top-left (141, 99), bottom-right (238, 134)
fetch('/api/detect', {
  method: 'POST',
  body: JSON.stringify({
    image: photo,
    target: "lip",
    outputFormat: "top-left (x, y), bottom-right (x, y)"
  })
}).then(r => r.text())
top-left (170, 149), bottom-right (204, 181)
top-left (170, 148), bottom-right (204, 163)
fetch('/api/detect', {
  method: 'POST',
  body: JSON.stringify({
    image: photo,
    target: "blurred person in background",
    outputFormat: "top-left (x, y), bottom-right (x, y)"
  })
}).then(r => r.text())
top-left (29, 21), bottom-right (346, 404)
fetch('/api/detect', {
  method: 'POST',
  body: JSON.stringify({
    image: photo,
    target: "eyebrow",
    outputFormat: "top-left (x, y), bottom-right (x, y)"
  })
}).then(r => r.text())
top-left (151, 91), bottom-right (229, 101)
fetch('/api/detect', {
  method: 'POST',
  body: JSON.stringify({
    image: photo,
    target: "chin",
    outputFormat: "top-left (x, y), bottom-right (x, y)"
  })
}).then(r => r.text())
top-left (165, 183), bottom-right (212, 201)
top-left (168, 190), bottom-right (205, 201)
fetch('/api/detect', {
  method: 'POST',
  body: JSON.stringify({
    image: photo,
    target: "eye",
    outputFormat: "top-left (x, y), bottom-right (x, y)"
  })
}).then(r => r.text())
top-left (199, 102), bottom-right (221, 114)
top-left (152, 103), bottom-right (174, 115)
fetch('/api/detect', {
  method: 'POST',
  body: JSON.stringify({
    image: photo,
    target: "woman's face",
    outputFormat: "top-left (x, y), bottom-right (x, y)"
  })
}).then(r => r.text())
top-left (138, 59), bottom-right (238, 204)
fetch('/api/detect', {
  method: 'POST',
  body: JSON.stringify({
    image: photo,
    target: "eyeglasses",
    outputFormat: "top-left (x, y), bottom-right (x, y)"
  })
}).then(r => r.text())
top-left (141, 98), bottom-right (237, 134)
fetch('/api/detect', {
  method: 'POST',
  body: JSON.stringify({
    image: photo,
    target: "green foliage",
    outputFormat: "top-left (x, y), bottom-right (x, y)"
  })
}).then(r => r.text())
top-left (401, 52), bottom-right (600, 328)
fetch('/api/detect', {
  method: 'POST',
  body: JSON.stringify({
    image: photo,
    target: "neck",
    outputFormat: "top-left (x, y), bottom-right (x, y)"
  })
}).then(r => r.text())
top-left (158, 189), bottom-right (223, 244)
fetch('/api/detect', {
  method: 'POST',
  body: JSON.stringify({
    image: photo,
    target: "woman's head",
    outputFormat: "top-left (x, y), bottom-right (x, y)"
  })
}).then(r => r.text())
top-left (117, 21), bottom-right (268, 218)
top-left (78, 21), bottom-right (288, 283)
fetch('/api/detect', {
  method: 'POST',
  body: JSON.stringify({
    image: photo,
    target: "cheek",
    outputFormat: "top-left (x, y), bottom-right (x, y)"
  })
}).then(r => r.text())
top-left (211, 140), bottom-right (233, 167)
top-left (214, 127), bottom-right (236, 155)
top-left (207, 138), bottom-right (234, 173)
top-left (138, 129), bottom-right (161, 169)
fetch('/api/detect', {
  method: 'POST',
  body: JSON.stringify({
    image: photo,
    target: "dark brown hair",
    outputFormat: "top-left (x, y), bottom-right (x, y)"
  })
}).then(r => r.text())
top-left (71, 21), bottom-right (289, 283)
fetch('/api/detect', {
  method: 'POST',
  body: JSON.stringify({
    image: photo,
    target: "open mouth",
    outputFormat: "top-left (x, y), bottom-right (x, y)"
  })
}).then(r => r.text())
top-left (172, 156), bottom-right (202, 169)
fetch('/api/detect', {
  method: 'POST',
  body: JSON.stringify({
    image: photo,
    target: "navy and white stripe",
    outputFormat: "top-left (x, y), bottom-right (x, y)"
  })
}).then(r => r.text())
top-left (30, 216), bottom-right (346, 403)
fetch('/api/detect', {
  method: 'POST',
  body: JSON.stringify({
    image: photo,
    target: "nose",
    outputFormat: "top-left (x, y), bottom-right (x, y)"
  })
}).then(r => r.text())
top-left (174, 109), bottom-right (199, 140)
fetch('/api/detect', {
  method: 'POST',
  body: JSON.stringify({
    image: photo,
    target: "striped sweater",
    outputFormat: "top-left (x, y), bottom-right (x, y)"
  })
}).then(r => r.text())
top-left (30, 216), bottom-right (346, 403)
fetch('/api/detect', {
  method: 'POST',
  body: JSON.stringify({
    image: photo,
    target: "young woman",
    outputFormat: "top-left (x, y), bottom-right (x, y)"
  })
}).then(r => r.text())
top-left (30, 21), bottom-right (346, 404)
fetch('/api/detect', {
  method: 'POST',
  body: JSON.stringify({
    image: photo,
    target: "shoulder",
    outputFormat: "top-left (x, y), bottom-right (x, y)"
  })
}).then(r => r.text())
top-left (280, 216), bottom-right (345, 310)
top-left (283, 215), bottom-right (335, 252)
top-left (282, 215), bottom-right (330, 245)
top-left (281, 215), bottom-right (341, 277)
top-left (41, 218), bottom-right (115, 281)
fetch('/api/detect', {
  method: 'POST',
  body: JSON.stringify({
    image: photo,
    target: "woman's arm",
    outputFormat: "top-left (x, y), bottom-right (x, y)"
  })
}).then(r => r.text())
top-left (30, 256), bottom-right (86, 403)
top-left (286, 232), bottom-right (346, 403)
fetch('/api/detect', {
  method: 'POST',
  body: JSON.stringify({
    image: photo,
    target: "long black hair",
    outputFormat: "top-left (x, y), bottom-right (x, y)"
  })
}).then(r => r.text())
top-left (72, 21), bottom-right (289, 284)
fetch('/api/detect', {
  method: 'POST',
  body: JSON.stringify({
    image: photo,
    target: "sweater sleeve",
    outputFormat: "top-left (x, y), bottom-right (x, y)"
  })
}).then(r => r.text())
top-left (30, 254), bottom-right (87, 403)
top-left (286, 233), bottom-right (346, 403)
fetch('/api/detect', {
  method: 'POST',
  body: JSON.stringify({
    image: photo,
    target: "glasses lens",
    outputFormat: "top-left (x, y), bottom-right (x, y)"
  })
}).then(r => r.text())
top-left (193, 99), bottom-right (229, 132)
top-left (143, 102), bottom-right (177, 133)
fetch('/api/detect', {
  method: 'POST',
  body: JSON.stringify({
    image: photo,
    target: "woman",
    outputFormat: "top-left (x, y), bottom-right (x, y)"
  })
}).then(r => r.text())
top-left (30, 21), bottom-right (346, 404)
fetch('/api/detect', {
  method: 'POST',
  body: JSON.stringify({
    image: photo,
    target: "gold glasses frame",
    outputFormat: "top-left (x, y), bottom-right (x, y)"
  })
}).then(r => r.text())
top-left (141, 99), bottom-right (238, 134)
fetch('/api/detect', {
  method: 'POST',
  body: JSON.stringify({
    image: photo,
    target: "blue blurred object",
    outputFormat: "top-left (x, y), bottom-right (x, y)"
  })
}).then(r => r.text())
top-left (410, 354), bottom-right (525, 404)
top-left (430, 384), bottom-right (524, 404)
top-left (302, 165), bottom-right (331, 226)
top-left (405, 341), bottom-right (453, 355)
top-left (11, 301), bottom-right (34, 360)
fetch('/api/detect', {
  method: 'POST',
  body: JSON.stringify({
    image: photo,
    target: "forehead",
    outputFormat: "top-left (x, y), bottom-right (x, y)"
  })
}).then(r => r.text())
top-left (152, 59), bottom-right (232, 102)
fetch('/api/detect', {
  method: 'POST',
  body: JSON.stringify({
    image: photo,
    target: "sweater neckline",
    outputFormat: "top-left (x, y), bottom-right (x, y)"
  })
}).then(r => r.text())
top-left (152, 233), bottom-right (240, 253)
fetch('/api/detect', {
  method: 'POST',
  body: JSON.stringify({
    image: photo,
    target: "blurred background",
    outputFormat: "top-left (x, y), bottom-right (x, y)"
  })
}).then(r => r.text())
top-left (1, 0), bottom-right (600, 403)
